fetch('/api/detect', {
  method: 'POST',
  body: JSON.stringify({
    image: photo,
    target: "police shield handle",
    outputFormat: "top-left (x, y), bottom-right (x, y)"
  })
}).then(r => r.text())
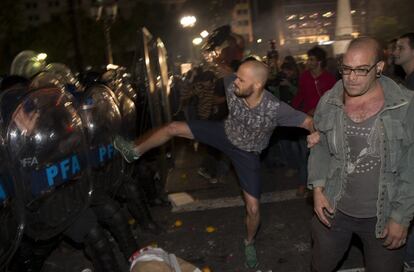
top-left (313, 187), bottom-right (334, 227)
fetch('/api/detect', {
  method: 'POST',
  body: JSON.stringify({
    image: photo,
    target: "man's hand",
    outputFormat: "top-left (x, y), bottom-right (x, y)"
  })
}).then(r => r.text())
top-left (307, 131), bottom-right (320, 148)
top-left (300, 116), bottom-right (315, 133)
top-left (313, 187), bottom-right (334, 227)
top-left (381, 219), bottom-right (408, 249)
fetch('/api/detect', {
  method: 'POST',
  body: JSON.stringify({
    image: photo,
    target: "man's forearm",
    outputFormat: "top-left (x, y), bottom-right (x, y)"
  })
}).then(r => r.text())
top-left (300, 115), bottom-right (315, 132)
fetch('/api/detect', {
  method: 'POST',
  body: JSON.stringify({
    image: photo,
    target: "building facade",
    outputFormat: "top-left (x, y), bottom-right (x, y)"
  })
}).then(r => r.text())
top-left (277, 0), bottom-right (367, 58)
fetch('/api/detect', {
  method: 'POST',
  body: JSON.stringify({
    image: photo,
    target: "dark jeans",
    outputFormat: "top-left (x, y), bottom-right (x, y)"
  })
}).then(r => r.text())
top-left (270, 127), bottom-right (308, 186)
top-left (404, 225), bottom-right (414, 267)
top-left (311, 212), bottom-right (404, 272)
top-left (285, 135), bottom-right (308, 186)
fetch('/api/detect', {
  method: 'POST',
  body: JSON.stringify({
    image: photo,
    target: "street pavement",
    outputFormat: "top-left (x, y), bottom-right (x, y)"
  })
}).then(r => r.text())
top-left (41, 139), bottom-right (365, 272)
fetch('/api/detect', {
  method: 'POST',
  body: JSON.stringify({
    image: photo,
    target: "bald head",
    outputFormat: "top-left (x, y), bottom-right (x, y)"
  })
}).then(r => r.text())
top-left (347, 37), bottom-right (383, 63)
top-left (238, 60), bottom-right (269, 87)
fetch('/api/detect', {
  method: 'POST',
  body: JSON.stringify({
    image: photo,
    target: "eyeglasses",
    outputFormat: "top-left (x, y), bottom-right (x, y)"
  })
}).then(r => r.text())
top-left (339, 62), bottom-right (379, 76)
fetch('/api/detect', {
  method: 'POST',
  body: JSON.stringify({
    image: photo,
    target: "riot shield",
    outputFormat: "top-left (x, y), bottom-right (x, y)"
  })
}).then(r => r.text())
top-left (0, 134), bottom-right (24, 270)
top-left (156, 38), bottom-right (172, 124)
top-left (113, 84), bottom-right (137, 141)
top-left (10, 50), bottom-right (47, 79)
top-left (30, 71), bottom-right (66, 91)
top-left (133, 28), bottom-right (173, 186)
top-left (141, 27), bottom-right (171, 127)
top-left (78, 84), bottom-right (123, 190)
top-left (3, 87), bottom-right (92, 240)
top-left (102, 67), bottom-right (137, 105)
top-left (44, 63), bottom-right (82, 92)
top-left (101, 68), bottom-right (139, 140)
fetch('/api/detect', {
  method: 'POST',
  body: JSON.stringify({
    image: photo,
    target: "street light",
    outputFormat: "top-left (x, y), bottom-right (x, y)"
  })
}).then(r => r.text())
top-left (179, 15), bottom-right (197, 62)
top-left (200, 30), bottom-right (209, 38)
top-left (192, 37), bottom-right (203, 45)
top-left (180, 15), bottom-right (196, 28)
top-left (91, 0), bottom-right (118, 64)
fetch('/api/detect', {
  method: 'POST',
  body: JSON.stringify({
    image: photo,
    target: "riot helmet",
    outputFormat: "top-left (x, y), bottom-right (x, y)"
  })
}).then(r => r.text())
top-left (10, 50), bottom-right (47, 79)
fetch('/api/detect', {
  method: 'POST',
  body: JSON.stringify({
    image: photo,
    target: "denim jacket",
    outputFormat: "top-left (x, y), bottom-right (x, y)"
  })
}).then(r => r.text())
top-left (308, 76), bottom-right (414, 237)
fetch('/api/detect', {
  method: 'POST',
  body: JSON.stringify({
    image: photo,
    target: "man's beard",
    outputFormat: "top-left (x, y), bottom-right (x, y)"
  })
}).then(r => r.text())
top-left (234, 87), bottom-right (253, 98)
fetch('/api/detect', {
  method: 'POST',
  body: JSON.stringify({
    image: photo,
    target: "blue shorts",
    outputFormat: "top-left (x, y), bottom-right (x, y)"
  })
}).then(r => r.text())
top-left (188, 120), bottom-right (262, 199)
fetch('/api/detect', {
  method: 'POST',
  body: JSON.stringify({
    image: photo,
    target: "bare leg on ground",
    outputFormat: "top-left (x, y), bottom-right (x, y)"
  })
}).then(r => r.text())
top-left (243, 190), bottom-right (260, 243)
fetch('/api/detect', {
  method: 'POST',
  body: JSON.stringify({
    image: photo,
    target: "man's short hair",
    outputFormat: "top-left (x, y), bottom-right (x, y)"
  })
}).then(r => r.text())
top-left (399, 33), bottom-right (414, 50)
top-left (307, 46), bottom-right (327, 68)
top-left (348, 37), bottom-right (384, 63)
top-left (240, 59), bottom-right (269, 85)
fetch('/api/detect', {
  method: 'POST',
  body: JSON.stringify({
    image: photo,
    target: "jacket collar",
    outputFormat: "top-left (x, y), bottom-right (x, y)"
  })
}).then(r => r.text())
top-left (326, 76), bottom-right (412, 108)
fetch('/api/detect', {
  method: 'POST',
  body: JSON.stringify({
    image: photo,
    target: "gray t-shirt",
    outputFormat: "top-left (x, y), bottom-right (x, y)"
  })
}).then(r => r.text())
top-left (223, 76), bottom-right (307, 152)
top-left (337, 115), bottom-right (381, 218)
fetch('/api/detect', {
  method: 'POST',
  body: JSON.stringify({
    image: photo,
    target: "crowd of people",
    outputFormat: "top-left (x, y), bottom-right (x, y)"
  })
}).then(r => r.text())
top-left (114, 32), bottom-right (414, 271)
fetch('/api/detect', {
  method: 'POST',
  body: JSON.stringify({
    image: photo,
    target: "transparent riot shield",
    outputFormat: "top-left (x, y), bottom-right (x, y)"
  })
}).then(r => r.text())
top-left (10, 50), bottom-right (47, 79)
top-left (113, 85), bottom-right (137, 141)
top-left (102, 67), bottom-right (138, 105)
top-left (134, 28), bottom-right (173, 186)
top-left (30, 71), bottom-right (66, 91)
top-left (3, 87), bottom-right (92, 240)
top-left (44, 63), bottom-right (82, 92)
top-left (156, 38), bottom-right (172, 124)
top-left (77, 84), bottom-right (122, 190)
top-left (0, 135), bottom-right (24, 270)
top-left (141, 27), bottom-right (171, 127)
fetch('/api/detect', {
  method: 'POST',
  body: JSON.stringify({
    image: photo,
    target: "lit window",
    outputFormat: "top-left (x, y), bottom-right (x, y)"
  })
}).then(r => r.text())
top-left (299, 15), bottom-right (306, 20)
top-left (351, 10), bottom-right (356, 14)
top-left (286, 14), bottom-right (297, 21)
top-left (309, 13), bottom-right (318, 19)
top-left (322, 11), bottom-right (334, 18)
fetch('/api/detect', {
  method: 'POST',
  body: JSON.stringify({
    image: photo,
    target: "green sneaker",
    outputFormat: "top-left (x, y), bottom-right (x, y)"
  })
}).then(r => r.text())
top-left (113, 135), bottom-right (140, 163)
top-left (244, 240), bottom-right (258, 269)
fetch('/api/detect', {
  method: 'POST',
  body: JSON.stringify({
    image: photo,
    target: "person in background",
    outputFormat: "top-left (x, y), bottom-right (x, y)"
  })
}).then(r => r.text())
top-left (267, 61), bottom-right (299, 103)
top-left (290, 47), bottom-right (336, 195)
top-left (383, 38), bottom-right (406, 83)
top-left (394, 33), bottom-right (414, 90)
top-left (292, 46), bottom-right (337, 116)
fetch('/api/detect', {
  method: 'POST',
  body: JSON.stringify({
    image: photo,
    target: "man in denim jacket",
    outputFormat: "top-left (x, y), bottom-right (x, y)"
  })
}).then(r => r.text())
top-left (308, 37), bottom-right (414, 272)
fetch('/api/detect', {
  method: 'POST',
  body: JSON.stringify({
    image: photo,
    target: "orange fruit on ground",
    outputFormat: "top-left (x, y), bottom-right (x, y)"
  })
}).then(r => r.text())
top-left (174, 220), bottom-right (183, 227)
top-left (205, 226), bottom-right (216, 233)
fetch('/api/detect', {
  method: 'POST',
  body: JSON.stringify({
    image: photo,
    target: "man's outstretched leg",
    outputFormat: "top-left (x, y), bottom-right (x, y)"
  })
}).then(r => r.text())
top-left (114, 121), bottom-right (194, 163)
top-left (243, 190), bottom-right (260, 268)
